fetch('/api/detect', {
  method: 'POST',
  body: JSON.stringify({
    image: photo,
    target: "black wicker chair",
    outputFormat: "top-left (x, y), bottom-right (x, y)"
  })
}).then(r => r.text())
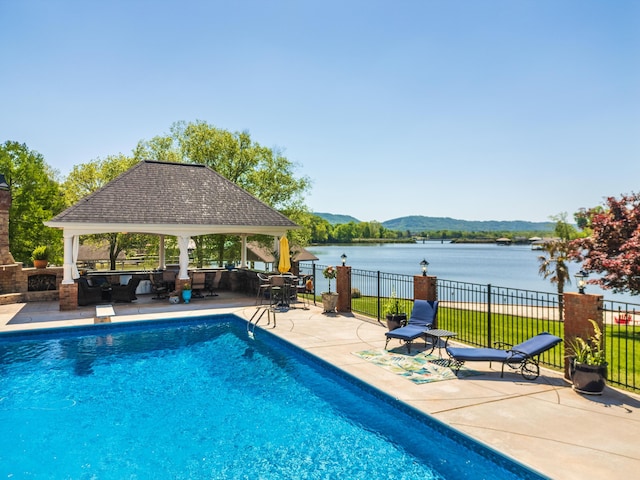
top-left (149, 273), bottom-right (168, 299)
top-left (76, 277), bottom-right (103, 306)
top-left (111, 277), bottom-right (141, 303)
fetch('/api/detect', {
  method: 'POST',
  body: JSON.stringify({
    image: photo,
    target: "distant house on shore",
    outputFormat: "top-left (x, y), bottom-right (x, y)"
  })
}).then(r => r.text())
top-left (496, 237), bottom-right (512, 246)
top-left (529, 237), bottom-right (560, 250)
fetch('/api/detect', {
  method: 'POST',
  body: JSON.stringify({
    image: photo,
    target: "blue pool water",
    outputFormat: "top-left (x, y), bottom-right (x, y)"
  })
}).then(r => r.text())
top-left (0, 316), bottom-right (546, 479)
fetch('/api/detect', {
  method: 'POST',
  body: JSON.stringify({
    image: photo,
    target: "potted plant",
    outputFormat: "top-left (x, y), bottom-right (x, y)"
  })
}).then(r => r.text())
top-left (384, 288), bottom-right (407, 330)
top-left (32, 246), bottom-right (50, 268)
top-left (321, 266), bottom-right (339, 313)
top-left (568, 319), bottom-right (608, 395)
top-left (181, 282), bottom-right (192, 304)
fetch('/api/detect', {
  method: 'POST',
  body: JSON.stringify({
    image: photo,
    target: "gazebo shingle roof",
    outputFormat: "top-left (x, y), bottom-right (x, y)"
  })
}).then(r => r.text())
top-left (48, 161), bottom-right (298, 236)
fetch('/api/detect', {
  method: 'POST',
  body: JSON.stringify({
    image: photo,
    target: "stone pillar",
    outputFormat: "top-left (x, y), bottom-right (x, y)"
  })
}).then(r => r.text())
top-left (414, 275), bottom-right (437, 302)
top-left (563, 292), bottom-right (604, 379)
top-left (0, 177), bottom-right (16, 265)
top-left (175, 281), bottom-right (184, 294)
top-left (336, 266), bottom-right (351, 313)
top-left (414, 275), bottom-right (438, 327)
top-left (59, 282), bottom-right (78, 311)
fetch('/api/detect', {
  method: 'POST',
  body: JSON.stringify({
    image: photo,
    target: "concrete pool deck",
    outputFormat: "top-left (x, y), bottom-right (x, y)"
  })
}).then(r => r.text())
top-left (1, 293), bottom-right (639, 479)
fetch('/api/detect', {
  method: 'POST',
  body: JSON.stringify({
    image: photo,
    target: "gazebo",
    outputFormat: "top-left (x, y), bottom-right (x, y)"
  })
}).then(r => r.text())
top-left (46, 161), bottom-right (299, 309)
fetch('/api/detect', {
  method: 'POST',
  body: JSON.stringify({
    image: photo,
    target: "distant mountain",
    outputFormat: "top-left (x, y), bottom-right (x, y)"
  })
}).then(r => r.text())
top-left (382, 216), bottom-right (554, 232)
top-left (314, 212), bottom-right (554, 232)
top-left (314, 212), bottom-right (361, 225)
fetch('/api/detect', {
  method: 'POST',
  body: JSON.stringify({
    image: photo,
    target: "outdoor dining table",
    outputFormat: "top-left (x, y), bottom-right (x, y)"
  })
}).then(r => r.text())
top-left (269, 274), bottom-right (297, 308)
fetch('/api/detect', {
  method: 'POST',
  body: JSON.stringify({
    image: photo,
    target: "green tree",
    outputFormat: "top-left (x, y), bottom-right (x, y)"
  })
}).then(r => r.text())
top-left (537, 213), bottom-right (579, 320)
top-left (63, 155), bottom-right (144, 269)
top-left (0, 141), bottom-right (66, 264)
top-left (63, 154), bottom-right (137, 204)
top-left (332, 222), bottom-right (357, 243)
top-left (309, 215), bottom-right (331, 243)
top-left (572, 193), bottom-right (640, 296)
top-left (135, 121), bottom-right (311, 264)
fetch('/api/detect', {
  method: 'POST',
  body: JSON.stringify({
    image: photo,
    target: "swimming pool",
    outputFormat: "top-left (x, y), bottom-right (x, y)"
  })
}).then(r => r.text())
top-left (0, 316), bottom-right (546, 479)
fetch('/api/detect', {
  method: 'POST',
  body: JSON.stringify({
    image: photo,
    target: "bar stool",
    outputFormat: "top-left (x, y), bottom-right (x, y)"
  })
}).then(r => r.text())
top-left (256, 273), bottom-right (271, 305)
top-left (269, 275), bottom-right (287, 308)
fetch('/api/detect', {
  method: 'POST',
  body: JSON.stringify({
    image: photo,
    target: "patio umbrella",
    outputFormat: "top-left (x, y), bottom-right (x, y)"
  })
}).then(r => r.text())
top-left (278, 236), bottom-right (291, 273)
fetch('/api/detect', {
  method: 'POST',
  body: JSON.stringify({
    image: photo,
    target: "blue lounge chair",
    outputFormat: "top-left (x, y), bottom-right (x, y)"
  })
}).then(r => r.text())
top-left (446, 332), bottom-right (562, 380)
top-left (384, 300), bottom-right (438, 353)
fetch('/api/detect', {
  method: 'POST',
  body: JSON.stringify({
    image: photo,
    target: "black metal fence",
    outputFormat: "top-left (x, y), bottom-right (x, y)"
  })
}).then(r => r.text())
top-left (299, 262), bottom-right (640, 392)
top-left (436, 280), bottom-right (565, 371)
top-left (600, 299), bottom-right (640, 392)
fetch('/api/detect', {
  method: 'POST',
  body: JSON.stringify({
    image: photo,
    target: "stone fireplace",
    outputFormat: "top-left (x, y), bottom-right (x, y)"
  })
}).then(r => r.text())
top-left (0, 173), bottom-right (63, 305)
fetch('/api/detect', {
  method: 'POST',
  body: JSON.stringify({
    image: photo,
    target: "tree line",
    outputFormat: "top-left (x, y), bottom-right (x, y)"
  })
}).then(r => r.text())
top-left (307, 215), bottom-right (553, 244)
top-left (2, 123), bottom-right (639, 298)
top-left (1, 120), bottom-right (312, 269)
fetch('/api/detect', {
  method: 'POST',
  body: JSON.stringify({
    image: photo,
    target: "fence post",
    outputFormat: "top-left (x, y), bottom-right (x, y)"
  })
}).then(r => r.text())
top-left (487, 284), bottom-right (492, 347)
top-left (413, 275), bottom-right (437, 301)
top-left (564, 292), bottom-right (604, 379)
top-left (311, 263), bottom-right (317, 306)
top-left (377, 271), bottom-right (381, 322)
top-left (336, 265), bottom-right (351, 313)
top-left (414, 275), bottom-right (437, 326)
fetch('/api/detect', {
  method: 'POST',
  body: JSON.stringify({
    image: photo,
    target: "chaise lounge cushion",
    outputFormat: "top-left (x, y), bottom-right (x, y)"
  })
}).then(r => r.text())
top-left (446, 332), bottom-right (563, 380)
top-left (447, 332), bottom-right (562, 363)
top-left (385, 300), bottom-right (438, 352)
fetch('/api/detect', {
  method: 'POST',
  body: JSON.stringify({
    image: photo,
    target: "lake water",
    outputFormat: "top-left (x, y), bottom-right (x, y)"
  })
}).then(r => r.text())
top-left (304, 242), bottom-right (639, 305)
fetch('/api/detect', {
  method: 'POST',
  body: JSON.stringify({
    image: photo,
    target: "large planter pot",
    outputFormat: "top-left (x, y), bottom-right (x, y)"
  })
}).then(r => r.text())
top-left (570, 359), bottom-right (608, 395)
top-left (386, 314), bottom-right (407, 331)
top-left (321, 292), bottom-right (339, 313)
top-left (34, 260), bottom-right (48, 269)
top-left (182, 289), bottom-right (192, 304)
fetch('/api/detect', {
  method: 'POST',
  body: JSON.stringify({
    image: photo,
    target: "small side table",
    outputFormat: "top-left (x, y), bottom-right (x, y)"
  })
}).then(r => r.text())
top-left (424, 329), bottom-right (457, 358)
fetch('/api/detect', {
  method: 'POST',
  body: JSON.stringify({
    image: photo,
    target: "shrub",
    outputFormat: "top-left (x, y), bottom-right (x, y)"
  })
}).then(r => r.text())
top-left (32, 246), bottom-right (50, 261)
top-left (384, 288), bottom-right (404, 316)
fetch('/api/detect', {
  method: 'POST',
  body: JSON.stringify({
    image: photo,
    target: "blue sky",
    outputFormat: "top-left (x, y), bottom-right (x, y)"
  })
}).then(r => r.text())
top-left (1, 0), bottom-right (638, 223)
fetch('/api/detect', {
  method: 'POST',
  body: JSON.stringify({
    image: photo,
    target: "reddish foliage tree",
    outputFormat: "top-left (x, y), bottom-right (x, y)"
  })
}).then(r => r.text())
top-left (571, 193), bottom-right (640, 295)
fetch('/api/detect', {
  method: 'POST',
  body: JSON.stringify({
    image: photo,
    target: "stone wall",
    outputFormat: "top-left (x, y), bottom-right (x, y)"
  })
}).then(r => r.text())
top-left (0, 265), bottom-right (64, 302)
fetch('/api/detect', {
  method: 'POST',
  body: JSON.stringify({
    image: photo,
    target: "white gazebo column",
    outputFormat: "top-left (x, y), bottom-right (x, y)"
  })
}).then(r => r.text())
top-left (62, 232), bottom-right (75, 284)
top-left (177, 235), bottom-right (191, 282)
top-left (72, 235), bottom-right (80, 279)
top-left (240, 235), bottom-right (247, 268)
top-left (59, 230), bottom-right (79, 311)
top-left (158, 235), bottom-right (166, 270)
